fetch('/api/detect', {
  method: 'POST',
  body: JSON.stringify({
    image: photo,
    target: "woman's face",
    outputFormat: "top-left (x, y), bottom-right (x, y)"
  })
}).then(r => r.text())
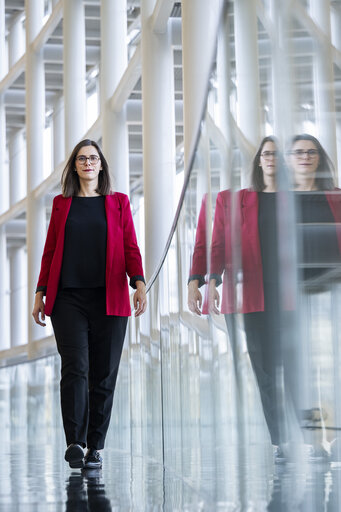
top-left (74, 145), bottom-right (102, 183)
top-left (289, 139), bottom-right (320, 181)
top-left (259, 141), bottom-right (277, 179)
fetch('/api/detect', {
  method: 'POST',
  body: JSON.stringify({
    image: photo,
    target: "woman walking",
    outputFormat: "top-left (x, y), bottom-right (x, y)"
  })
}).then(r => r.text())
top-left (32, 139), bottom-right (146, 470)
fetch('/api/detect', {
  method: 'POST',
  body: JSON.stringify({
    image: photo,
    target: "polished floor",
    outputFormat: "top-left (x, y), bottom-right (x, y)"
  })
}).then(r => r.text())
top-left (1, 358), bottom-right (341, 510)
top-left (2, 429), bottom-right (341, 511)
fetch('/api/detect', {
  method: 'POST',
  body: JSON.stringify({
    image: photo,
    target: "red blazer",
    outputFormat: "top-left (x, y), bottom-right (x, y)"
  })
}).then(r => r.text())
top-left (36, 193), bottom-right (144, 317)
top-left (211, 189), bottom-right (341, 314)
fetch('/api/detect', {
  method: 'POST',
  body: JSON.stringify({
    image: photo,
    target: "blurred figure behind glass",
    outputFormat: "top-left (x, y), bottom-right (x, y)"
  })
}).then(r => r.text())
top-left (209, 136), bottom-right (296, 457)
top-left (287, 134), bottom-right (341, 460)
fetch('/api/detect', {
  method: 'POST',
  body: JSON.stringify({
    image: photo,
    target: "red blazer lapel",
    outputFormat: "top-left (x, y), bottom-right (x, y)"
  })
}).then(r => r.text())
top-left (105, 194), bottom-right (122, 284)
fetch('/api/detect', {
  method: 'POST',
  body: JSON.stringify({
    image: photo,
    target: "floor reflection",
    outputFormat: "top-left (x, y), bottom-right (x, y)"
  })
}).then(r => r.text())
top-left (66, 471), bottom-right (112, 511)
top-left (2, 359), bottom-right (341, 510)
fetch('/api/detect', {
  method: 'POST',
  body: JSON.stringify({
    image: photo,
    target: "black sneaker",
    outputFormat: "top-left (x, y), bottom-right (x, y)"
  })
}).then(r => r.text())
top-left (65, 444), bottom-right (84, 469)
top-left (84, 448), bottom-right (103, 469)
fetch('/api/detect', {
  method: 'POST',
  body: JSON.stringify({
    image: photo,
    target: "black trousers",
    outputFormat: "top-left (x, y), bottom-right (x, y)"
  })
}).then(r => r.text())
top-left (241, 310), bottom-right (298, 446)
top-left (51, 288), bottom-right (128, 450)
top-left (243, 311), bottom-right (282, 445)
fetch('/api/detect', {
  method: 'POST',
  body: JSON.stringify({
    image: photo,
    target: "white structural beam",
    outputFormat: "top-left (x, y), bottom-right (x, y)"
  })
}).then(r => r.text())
top-left (10, 247), bottom-right (27, 347)
top-left (151, 0), bottom-right (174, 34)
top-left (25, 0), bottom-right (46, 344)
top-left (216, 3), bottom-right (232, 190)
top-left (0, 0), bottom-right (5, 81)
top-left (234, 0), bottom-right (261, 185)
top-left (31, 0), bottom-right (63, 53)
top-left (9, 130), bottom-right (26, 206)
top-left (0, 55), bottom-right (25, 94)
top-left (0, 225), bottom-right (9, 350)
top-left (8, 12), bottom-right (25, 67)
top-left (0, 198), bottom-right (27, 227)
top-left (331, 3), bottom-right (341, 185)
top-left (181, 0), bottom-right (223, 166)
top-left (101, 0), bottom-right (129, 194)
top-left (52, 94), bottom-right (65, 167)
top-left (0, 1), bottom-right (7, 217)
top-left (270, 0), bottom-right (296, 142)
top-left (310, 0), bottom-right (338, 176)
top-left (0, 94), bottom-right (7, 216)
top-left (111, 45), bottom-right (142, 113)
top-left (141, 0), bottom-right (176, 280)
top-left (63, 0), bottom-right (86, 154)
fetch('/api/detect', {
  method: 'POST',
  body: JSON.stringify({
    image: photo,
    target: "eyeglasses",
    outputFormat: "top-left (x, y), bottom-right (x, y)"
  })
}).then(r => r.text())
top-left (290, 149), bottom-right (319, 159)
top-left (76, 155), bottom-right (100, 164)
top-left (261, 151), bottom-right (277, 160)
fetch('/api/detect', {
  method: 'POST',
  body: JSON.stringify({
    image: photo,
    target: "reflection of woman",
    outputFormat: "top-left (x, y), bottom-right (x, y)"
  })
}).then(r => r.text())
top-left (288, 134), bottom-right (341, 285)
top-left (209, 136), bottom-right (287, 450)
top-left (288, 135), bottom-right (341, 458)
top-left (32, 139), bottom-right (147, 470)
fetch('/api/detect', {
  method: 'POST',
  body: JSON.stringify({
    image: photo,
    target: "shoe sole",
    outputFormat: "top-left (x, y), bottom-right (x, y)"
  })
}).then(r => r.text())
top-left (65, 445), bottom-right (84, 469)
top-left (84, 461), bottom-right (102, 469)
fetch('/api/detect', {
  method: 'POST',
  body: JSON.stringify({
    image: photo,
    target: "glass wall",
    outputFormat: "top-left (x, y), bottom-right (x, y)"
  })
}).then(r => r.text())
top-left (1, 1), bottom-right (341, 509)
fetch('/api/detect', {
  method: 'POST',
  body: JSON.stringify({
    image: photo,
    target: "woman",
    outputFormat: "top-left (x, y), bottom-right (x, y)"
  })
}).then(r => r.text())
top-left (288, 134), bottom-right (341, 284)
top-left (288, 134), bottom-right (341, 458)
top-left (209, 136), bottom-right (291, 452)
top-left (32, 139), bottom-right (147, 470)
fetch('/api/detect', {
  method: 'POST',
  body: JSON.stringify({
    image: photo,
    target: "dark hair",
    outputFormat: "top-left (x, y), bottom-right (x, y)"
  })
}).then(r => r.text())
top-left (288, 134), bottom-right (335, 191)
top-left (251, 136), bottom-right (282, 192)
top-left (61, 139), bottom-right (112, 197)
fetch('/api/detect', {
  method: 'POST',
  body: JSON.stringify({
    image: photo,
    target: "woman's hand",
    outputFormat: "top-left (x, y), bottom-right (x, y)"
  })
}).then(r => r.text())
top-left (188, 280), bottom-right (202, 315)
top-left (208, 279), bottom-right (220, 315)
top-left (32, 291), bottom-right (47, 326)
top-left (133, 281), bottom-right (147, 317)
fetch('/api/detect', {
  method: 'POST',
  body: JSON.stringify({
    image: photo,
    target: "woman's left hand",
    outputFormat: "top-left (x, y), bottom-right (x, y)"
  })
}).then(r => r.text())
top-left (133, 281), bottom-right (147, 317)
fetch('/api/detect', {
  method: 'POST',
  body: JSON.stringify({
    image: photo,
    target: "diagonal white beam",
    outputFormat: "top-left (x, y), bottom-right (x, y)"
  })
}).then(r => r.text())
top-left (31, 0), bottom-right (63, 52)
top-left (152, 0), bottom-right (174, 34)
top-left (110, 44), bottom-right (141, 112)
top-left (0, 55), bottom-right (25, 93)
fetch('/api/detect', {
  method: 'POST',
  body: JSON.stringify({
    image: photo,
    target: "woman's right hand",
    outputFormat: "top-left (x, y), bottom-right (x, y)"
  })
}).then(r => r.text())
top-left (188, 280), bottom-right (202, 315)
top-left (32, 291), bottom-right (46, 326)
top-left (208, 280), bottom-right (220, 315)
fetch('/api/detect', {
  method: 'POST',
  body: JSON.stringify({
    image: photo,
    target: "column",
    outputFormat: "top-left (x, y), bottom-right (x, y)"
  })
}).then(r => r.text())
top-left (0, 0), bottom-right (5, 79)
top-left (8, 12), bottom-right (25, 67)
top-left (0, 94), bottom-right (7, 215)
top-left (10, 246), bottom-right (27, 347)
top-left (141, 0), bottom-right (176, 280)
top-left (270, 0), bottom-right (296, 145)
top-left (25, 0), bottom-right (46, 342)
top-left (331, 4), bottom-right (341, 185)
top-left (0, 0), bottom-right (7, 215)
top-left (310, 0), bottom-right (337, 172)
top-left (0, 226), bottom-right (9, 350)
top-left (234, 0), bottom-right (261, 184)
top-left (181, 0), bottom-right (223, 168)
top-left (101, 0), bottom-right (129, 194)
top-left (63, 0), bottom-right (86, 154)
top-left (216, 3), bottom-right (232, 190)
top-left (9, 130), bottom-right (26, 205)
top-left (52, 94), bottom-right (65, 168)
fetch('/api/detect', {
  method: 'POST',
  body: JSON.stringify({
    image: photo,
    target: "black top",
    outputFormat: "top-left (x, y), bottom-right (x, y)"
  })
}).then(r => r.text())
top-left (258, 192), bottom-right (280, 309)
top-left (60, 196), bottom-right (107, 289)
top-left (295, 192), bottom-right (341, 281)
